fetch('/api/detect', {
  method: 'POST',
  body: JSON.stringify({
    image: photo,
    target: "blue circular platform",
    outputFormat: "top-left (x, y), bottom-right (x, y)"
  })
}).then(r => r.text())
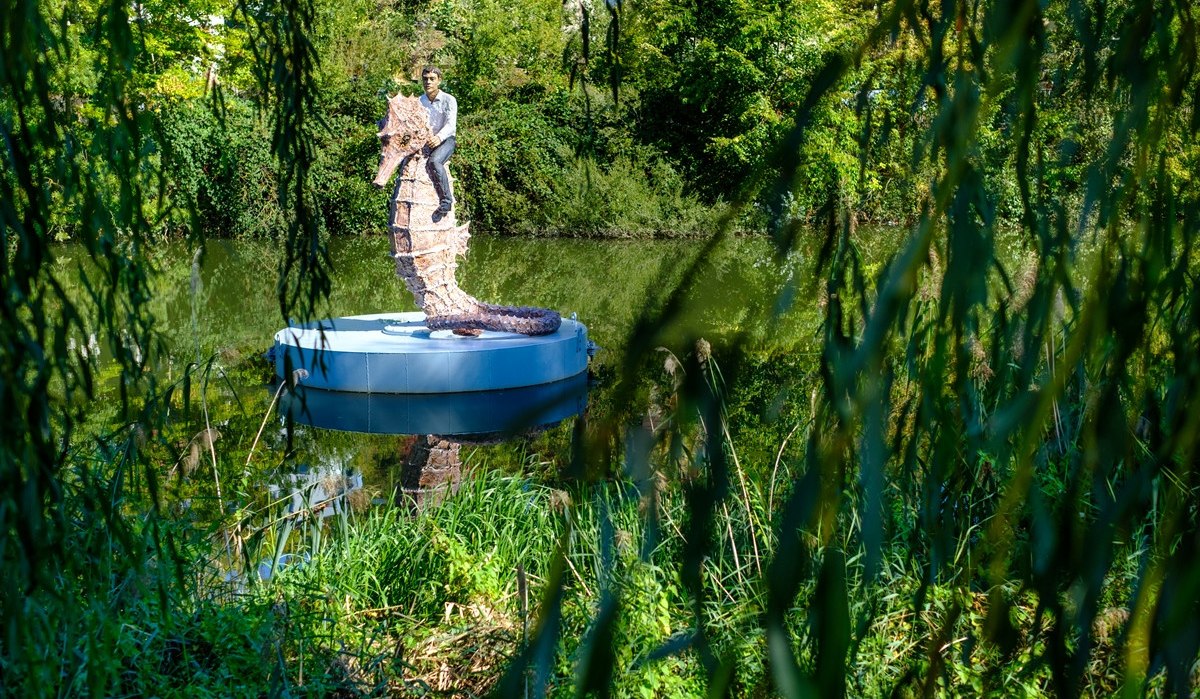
top-left (273, 312), bottom-right (590, 394)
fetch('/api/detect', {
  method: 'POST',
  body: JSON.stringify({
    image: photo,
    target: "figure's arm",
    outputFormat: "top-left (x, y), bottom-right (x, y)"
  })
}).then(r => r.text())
top-left (433, 94), bottom-right (457, 144)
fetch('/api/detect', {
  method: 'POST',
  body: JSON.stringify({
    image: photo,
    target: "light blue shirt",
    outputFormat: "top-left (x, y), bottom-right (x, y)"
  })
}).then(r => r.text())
top-left (420, 91), bottom-right (457, 142)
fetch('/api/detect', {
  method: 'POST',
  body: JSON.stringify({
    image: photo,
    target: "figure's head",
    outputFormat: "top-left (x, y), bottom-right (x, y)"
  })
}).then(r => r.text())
top-left (421, 65), bottom-right (442, 99)
top-left (373, 94), bottom-right (433, 188)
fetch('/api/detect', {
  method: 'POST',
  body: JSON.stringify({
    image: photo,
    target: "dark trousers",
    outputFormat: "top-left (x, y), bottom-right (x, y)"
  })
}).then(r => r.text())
top-left (428, 136), bottom-right (456, 208)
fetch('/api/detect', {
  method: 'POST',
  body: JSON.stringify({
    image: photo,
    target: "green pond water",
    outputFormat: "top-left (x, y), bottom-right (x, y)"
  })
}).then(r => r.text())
top-left (118, 233), bottom-right (824, 511)
top-left (64, 227), bottom-right (1014, 522)
top-left (152, 233), bottom-right (821, 362)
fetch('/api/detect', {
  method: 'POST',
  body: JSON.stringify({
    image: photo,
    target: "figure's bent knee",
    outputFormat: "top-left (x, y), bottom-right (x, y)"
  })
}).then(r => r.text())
top-left (431, 137), bottom-right (456, 165)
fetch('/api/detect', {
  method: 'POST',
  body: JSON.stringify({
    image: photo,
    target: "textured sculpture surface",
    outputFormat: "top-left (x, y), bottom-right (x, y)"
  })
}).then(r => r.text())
top-left (373, 94), bottom-right (561, 336)
top-left (397, 435), bottom-right (461, 510)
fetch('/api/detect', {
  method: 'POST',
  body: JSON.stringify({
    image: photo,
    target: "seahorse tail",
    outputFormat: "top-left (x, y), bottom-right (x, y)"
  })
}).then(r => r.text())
top-left (426, 304), bottom-right (561, 336)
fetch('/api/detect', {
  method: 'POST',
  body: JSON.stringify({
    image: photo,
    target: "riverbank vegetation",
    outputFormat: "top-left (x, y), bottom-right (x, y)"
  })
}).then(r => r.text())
top-left (19, 0), bottom-right (1200, 239)
top-left (4, 0), bottom-right (1200, 696)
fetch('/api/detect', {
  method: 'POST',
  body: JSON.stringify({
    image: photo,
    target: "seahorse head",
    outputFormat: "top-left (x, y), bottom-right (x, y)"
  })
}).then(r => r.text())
top-left (372, 94), bottom-right (433, 189)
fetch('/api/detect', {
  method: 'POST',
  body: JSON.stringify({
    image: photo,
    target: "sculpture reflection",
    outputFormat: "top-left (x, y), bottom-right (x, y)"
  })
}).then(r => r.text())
top-left (397, 435), bottom-right (462, 510)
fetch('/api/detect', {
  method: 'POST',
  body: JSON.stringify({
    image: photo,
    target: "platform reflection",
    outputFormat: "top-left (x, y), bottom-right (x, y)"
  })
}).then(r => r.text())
top-left (277, 372), bottom-right (588, 436)
top-left (275, 374), bottom-right (588, 510)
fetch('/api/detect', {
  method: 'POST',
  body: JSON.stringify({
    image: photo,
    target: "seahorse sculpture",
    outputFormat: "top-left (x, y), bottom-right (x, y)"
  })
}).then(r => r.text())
top-left (372, 94), bottom-right (561, 336)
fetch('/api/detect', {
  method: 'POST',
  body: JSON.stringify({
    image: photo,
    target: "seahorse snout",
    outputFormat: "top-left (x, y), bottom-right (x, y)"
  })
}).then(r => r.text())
top-left (373, 150), bottom-right (404, 188)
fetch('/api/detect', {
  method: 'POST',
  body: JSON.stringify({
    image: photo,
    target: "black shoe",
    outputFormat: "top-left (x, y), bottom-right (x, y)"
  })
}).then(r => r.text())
top-left (436, 201), bottom-right (453, 215)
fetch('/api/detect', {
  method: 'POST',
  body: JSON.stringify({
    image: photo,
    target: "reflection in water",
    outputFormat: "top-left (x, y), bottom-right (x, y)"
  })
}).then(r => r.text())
top-left (269, 465), bottom-right (367, 519)
top-left (278, 372), bottom-right (588, 436)
top-left (229, 464), bottom-right (369, 585)
top-left (397, 436), bottom-right (462, 510)
top-left (276, 374), bottom-right (588, 511)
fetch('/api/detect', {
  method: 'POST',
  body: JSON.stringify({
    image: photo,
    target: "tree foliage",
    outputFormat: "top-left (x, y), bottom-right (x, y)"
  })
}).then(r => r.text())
top-left (3, 0), bottom-right (1200, 695)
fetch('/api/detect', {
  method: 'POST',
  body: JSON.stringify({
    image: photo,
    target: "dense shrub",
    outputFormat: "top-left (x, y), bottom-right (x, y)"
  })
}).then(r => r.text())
top-left (309, 113), bottom-right (388, 235)
top-left (158, 100), bottom-right (283, 237)
top-left (453, 90), bottom-right (716, 236)
top-left (453, 97), bottom-right (575, 233)
top-left (540, 156), bottom-right (718, 237)
top-left (158, 99), bottom-right (393, 238)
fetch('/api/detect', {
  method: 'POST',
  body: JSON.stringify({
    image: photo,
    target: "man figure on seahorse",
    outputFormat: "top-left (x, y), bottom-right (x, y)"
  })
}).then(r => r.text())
top-left (418, 65), bottom-right (457, 216)
top-left (372, 68), bottom-right (561, 336)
